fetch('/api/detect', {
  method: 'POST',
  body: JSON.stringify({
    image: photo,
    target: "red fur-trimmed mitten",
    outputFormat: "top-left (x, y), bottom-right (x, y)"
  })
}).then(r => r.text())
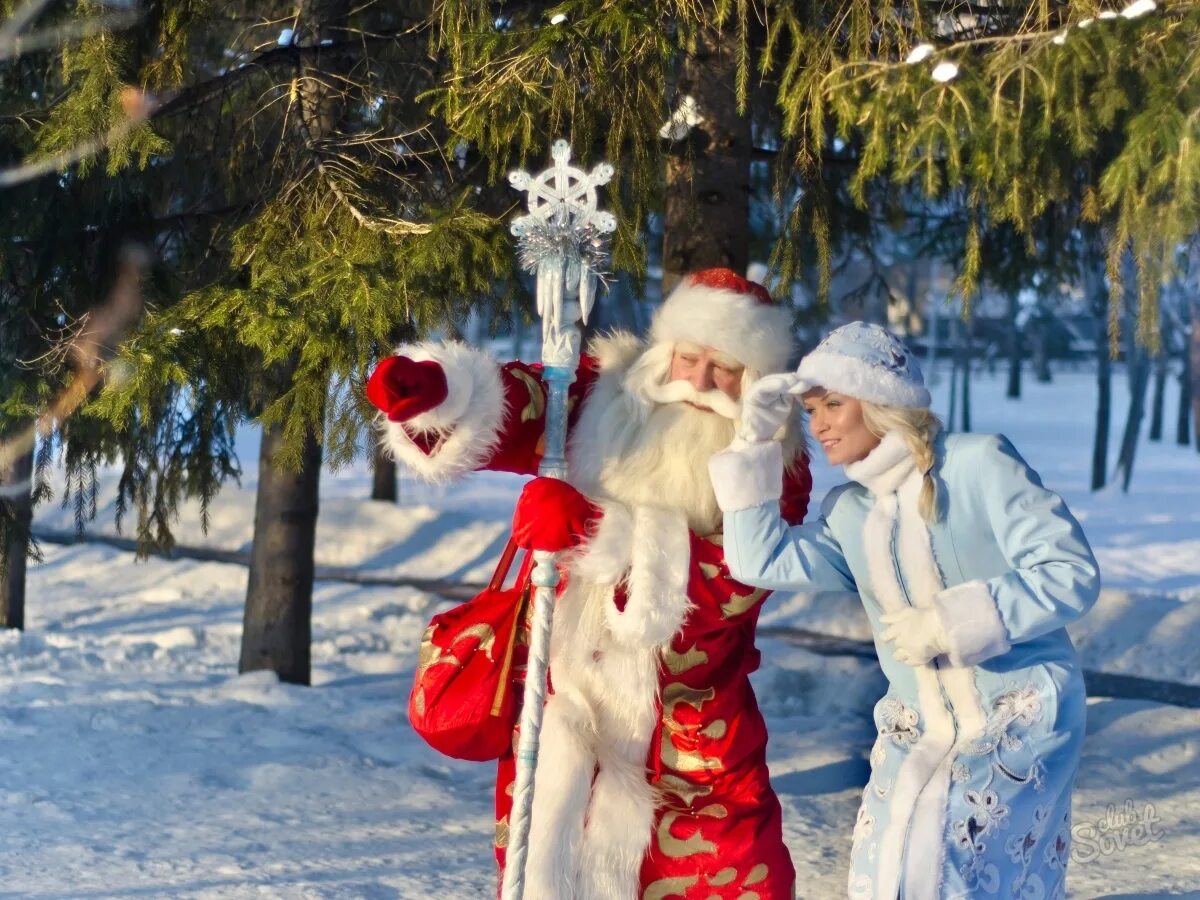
top-left (366, 355), bottom-right (449, 422)
top-left (511, 477), bottom-right (599, 552)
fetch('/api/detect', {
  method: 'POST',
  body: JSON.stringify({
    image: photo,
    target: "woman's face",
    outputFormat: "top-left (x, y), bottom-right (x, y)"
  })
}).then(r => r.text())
top-left (801, 388), bottom-right (881, 466)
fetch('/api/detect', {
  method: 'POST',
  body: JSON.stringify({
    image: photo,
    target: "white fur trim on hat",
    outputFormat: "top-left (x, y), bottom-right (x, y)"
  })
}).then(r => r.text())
top-left (651, 282), bottom-right (793, 375)
top-left (797, 348), bottom-right (931, 409)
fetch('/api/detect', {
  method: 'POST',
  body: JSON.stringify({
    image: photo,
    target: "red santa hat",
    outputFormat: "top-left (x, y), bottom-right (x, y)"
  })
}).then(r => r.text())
top-left (649, 268), bottom-right (794, 375)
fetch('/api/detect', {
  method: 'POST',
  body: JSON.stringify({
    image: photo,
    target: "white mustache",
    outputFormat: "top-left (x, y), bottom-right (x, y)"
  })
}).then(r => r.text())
top-left (642, 379), bottom-right (742, 420)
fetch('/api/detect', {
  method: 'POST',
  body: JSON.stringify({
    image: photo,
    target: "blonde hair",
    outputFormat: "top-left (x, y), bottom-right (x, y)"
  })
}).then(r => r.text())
top-left (860, 401), bottom-right (943, 522)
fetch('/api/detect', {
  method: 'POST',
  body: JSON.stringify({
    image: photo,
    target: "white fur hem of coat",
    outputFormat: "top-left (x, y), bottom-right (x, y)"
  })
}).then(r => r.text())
top-left (525, 500), bottom-right (691, 899)
top-left (935, 579), bottom-right (1012, 667)
top-left (850, 442), bottom-right (992, 900)
top-left (375, 342), bottom-right (506, 483)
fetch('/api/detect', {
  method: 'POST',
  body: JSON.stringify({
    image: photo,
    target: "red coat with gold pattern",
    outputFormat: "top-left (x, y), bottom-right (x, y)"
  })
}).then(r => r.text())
top-left (378, 336), bottom-right (810, 900)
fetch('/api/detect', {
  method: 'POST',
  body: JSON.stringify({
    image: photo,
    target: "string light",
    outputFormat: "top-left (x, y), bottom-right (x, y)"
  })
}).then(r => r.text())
top-left (906, 43), bottom-right (935, 64)
top-left (931, 61), bottom-right (959, 82)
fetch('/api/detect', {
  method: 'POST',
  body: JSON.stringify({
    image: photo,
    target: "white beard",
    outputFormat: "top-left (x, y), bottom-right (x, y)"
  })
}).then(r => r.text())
top-left (573, 392), bottom-right (736, 534)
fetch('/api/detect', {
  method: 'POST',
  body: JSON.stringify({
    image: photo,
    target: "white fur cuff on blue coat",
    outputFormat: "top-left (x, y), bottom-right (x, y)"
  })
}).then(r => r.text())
top-left (708, 440), bottom-right (783, 512)
top-left (934, 579), bottom-right (1012, 667)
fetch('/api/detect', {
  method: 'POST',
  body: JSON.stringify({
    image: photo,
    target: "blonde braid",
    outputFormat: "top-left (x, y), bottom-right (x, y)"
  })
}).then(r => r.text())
top-left (860, 402), bottom-right (943, 523)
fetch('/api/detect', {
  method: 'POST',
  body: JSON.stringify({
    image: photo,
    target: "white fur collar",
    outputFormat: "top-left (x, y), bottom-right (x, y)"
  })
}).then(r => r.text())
top-left (843, 430), bottom-right (915, 496)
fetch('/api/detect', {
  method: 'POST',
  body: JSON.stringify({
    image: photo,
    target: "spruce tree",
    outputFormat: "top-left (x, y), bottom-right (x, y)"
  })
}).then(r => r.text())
top-left (7, 1), bottom-right (515, 677)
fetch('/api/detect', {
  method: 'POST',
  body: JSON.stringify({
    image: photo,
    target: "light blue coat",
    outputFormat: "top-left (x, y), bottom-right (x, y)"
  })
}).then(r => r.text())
top-left (710, 432), bottom-right (1100, 900)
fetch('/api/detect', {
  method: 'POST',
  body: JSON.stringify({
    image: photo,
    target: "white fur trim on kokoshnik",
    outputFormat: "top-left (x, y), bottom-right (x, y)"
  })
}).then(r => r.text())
top-left (797, 321), bottom-right (932, 409)
top-left (651, 278), bottom-right (793, 375)
top-left (375, 341), bottom-right (507, 483)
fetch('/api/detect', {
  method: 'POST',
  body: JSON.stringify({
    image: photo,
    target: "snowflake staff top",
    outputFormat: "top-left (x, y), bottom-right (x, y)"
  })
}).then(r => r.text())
top-left (508, 139), bottom-right (615, 366)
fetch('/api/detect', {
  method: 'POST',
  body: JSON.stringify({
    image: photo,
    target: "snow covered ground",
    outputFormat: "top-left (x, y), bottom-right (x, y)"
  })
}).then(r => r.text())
top-left (4, 364), bottom-right (1199, 898)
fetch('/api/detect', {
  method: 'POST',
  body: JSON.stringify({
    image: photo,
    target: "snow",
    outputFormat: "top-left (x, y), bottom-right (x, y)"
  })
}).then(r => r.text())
top-left (6, 364), bottom-right (1199, 897)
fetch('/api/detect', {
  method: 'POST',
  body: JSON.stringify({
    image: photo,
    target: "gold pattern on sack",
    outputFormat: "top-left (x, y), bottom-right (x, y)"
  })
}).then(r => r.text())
top-left (413, 688), bottom-right (426, 717)
top-left (698, 561), bottom-right (721, 579)
top-left (707, 532), bottom-right (724, 547)
top-left (663, 644), bottom-right (708, 675)
top-left (417, 623), bottom-right (497, 670)
top-left (700, 720), bottom-right (727, 739)
top-left (656, 810), bottom-right (717, 858)
top-left (709, 869), bottom-right (738, 886)
top-left (416, 625), bottom-right (444, 669)
top-left (657, 773), bottom-right (712, 808)
top-left (735, 893), bottom-right (761, 900)
top-left (745, 864), bottom-right (768, 885)
top-left (721, 587), bottom-right (767, 618)
top-left (643, 876), bottom-right (700, 900)
top-left (511, 369), bottom-right (546, 422)
top-left (699, 803), bottom-right (728, 820)
top-left (456, 623), bottom-right (497, 661)
top-left (495, 815), bottom-right (509, 849)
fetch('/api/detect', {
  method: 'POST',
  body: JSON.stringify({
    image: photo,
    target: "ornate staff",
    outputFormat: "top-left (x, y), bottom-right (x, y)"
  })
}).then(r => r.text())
top-left (502, 139), bottom-right (615, 900)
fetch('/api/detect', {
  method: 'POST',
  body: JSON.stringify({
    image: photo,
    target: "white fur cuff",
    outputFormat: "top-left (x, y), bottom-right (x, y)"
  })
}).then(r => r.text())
top-left (376, 341), bottom-right (506, 484)
top-left (707, 440), bottom-right (784, 511)
top-left (934, 580), bottom-right (1011, 667)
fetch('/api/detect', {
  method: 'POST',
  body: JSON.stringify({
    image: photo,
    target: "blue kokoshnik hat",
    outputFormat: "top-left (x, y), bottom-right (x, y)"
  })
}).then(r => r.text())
top-left (796, 321), bottom-right (931, 409)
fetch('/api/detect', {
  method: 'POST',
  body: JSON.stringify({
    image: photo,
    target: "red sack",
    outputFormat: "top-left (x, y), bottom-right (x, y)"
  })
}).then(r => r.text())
top-left (408, 538), bottom-right (534, 761)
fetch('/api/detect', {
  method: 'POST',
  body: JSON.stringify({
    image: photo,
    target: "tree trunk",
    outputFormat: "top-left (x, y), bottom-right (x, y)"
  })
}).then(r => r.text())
top-left (926, 288), bottom-right (940, 386)
top-left (369, 434), bottom-right (397, 502)
top-left (1006, 292), bottom-right (1021, 399)
top-left (1032, 323), bottom-right (1052, 382)
top-left (1179, 333), bottom-right (1193, 447)
top-left (1115, 348), bottom-right (1151, 493)
top-left (959, 313), bottom-right (973, 433)
top-left (947, 316), bottom-right (960, 432)
top-left (1084, 261), bottom-right (1111, 490)
top-left (0, 443), bottom-right (33, 630)
top-left (1092, 335), bottom-right (1112, 491)
top-left (1148, 350), bottom-right (1168, 442)
top-left (237, 0), bottom-right (345, 684)
top-left (661, 21), bottom-right (752, 295)
top-left (240, 408), bottom-right (323, 685)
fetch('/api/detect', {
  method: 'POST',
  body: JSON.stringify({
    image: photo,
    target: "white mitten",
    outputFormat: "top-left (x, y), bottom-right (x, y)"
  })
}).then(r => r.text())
top-left (737, 372), bottom-right (809, 443)
top-left (880, 606), bottom-right (950, 666)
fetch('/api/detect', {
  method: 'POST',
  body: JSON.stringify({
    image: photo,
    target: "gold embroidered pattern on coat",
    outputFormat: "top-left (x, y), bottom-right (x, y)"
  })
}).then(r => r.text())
top-left (662, 683), bottom-right (716, 730)
top-left (660, 681), bottom-right (723, 773)
top-left (660, 726), bottom-right (723, 774)
top-left (656, 809), bottom-right (717, 858)
top-left (657, 773), bottom-right (712, 808)
top-left (510, 369), bottom-right (546, 422)
top-left (709, 868), bottom-right (738, 886)
top-left (721, 587), bottom-right (767, 619)
top-left (643, 875), bottom-right (699, 900)
top-left (663, 644), bottom-right (709, 676)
